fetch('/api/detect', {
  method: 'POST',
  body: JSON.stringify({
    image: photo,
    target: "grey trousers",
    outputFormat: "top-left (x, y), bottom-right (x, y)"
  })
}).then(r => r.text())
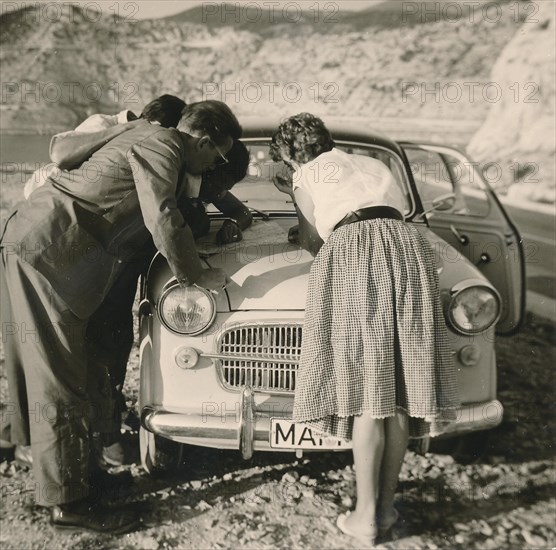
top-left (0, 263), bottom-right (30, 446)
top-left (1, 249), bottom-right (95, 506)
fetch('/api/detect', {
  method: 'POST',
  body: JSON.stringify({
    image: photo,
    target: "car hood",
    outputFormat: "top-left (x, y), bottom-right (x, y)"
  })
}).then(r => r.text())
top-left (147, 218), bottom-right (493, 312)
top-left (202, 219), bottom-right (312, 311)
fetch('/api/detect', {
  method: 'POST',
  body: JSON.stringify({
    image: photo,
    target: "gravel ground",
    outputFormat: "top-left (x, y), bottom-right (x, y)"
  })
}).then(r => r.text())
top-left (0, 312), bottom-right (554, 550)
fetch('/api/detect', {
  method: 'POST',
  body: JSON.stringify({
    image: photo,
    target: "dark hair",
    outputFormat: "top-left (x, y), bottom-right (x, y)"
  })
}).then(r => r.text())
top-left (178, 100), bottom-right (242, 145)
top-left (141, 94), bottom-right (186, 128)
top-left (201, 140), bottom-right (250, 194)
top-left (269, 113), bottom-right (334, 164)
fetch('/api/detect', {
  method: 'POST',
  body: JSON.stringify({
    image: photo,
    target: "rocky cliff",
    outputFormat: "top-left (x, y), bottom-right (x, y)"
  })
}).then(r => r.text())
top-left (468, 1), bottom-right (555, 202)
top-left (0, 1), bottom-right (523, 128)
top-left (0, 1), bottom-right (553, 201)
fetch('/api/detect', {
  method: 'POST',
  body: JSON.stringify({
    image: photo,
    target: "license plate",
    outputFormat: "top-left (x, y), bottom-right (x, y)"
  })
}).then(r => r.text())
top-left (270, 419), bottom-right (349, 449)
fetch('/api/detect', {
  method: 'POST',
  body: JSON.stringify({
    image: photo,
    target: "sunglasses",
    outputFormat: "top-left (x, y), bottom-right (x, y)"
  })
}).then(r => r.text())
top-left (210, 140), bottom-right (229, 166)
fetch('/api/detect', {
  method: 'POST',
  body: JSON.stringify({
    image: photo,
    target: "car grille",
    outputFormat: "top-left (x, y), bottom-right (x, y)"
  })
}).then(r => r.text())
top-left (217, 324), bottom-right (302, 393)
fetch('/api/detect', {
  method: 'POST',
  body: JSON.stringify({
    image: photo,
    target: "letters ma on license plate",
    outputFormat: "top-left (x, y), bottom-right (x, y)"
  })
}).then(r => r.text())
top-left (270, 419), bottom-right (348, 449)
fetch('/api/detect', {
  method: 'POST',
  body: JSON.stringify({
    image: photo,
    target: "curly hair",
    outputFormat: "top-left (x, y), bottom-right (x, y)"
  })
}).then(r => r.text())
top-left (269, 113), bottom-right (334, 165)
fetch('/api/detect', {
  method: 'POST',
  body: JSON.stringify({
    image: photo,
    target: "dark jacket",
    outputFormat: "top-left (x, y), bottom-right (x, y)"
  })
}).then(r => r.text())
top-left (2, 120), bottom-right (203, 318)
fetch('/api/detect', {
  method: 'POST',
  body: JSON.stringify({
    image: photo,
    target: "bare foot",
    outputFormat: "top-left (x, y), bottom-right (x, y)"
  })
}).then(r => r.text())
top-left (342, 510), bottom-right (377, 537)
top-left (377, 506), bottom-right (399, 533)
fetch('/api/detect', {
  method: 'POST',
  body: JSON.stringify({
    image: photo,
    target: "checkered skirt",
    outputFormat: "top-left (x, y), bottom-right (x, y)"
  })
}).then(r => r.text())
top-left (292, 219), bottom-right (459, 440)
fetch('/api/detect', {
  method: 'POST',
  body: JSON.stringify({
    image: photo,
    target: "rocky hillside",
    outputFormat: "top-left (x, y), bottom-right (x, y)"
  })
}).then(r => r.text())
top-left (468, 1), bottom-right (555, 203)
top-left (0, 0), bottom-right (553, 200)
top-left (0, 1), bottom-right (525, 128)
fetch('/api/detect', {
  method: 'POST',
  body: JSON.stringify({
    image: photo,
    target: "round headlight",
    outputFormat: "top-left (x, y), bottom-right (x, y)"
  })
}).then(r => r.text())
top-left (158, 284), bottom-right (216, 335)
top-left (448, 285), bottom-right (500, 335)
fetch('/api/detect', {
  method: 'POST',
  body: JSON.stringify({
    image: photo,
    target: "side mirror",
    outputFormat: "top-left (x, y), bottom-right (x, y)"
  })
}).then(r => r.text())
top-left (415, 193), bottom-right (456, 221)
top-left (432, 192), bottom-right (457, 211)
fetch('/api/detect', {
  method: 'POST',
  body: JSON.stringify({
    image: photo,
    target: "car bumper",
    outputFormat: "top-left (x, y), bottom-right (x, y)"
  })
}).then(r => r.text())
top-left (141, 387), bottom-right (504, 457)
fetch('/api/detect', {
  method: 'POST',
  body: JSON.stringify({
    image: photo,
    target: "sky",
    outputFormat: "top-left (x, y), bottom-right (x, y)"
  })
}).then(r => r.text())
top-left (0, 0), bottom-right (373, 20)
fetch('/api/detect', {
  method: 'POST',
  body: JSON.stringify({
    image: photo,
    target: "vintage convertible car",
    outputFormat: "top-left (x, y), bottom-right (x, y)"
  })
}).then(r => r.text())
top-left (138, 118), bottom-right (525, 472)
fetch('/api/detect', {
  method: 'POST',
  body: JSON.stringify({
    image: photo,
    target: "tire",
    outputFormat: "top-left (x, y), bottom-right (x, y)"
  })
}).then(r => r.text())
top-left (139, 427), bottom-right (184, 475)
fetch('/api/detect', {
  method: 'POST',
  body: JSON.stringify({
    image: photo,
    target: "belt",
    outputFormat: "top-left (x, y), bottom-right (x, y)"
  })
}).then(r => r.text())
top-left (334, 206), bottom-right (404, 231)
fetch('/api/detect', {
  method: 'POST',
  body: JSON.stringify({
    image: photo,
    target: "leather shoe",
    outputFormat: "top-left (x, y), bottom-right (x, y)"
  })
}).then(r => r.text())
top-left (50, 498), bottom-right (141, 534)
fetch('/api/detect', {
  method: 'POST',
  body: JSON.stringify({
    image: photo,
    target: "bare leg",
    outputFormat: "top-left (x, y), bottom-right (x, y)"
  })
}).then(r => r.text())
top-left (343, 413), bottom-right (385, 535)
top-left (377, 410), bottom-right (409, 528)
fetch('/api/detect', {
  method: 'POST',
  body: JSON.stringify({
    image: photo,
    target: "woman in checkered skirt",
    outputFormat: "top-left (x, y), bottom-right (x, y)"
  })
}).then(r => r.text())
top-left (270, 113), bottom-right (459, 544)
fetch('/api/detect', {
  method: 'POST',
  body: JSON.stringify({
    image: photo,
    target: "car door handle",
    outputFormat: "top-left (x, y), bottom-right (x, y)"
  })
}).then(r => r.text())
top-left (450, 224), bottom-right (469, 245)
top-left (504, 231), bottom-right (516, 246)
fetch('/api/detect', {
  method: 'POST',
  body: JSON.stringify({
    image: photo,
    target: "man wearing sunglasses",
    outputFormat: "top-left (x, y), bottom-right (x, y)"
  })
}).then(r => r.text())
top-left (0, 100), bottom-right (241, 534)
top-left (9, 138), bottom-right (252, 470)
top-left (211, 139), bottom-right (230, 166)
top-left (2, 95), bottom-right (188, 471)
top-left (21, 108), bottom-right (252, 467)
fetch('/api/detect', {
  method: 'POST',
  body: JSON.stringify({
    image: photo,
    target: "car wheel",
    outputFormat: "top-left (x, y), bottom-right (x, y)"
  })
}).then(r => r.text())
top-left (139, 427), bottom-right (184, 475)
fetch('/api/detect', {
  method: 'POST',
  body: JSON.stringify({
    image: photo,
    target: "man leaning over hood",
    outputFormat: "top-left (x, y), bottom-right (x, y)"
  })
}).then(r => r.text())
top-left (0, 100), bottom-right (241, 534)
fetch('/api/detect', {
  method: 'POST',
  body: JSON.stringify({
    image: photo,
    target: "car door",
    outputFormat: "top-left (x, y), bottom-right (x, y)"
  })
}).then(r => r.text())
top-left (403, 143), bottom-right (525, 335)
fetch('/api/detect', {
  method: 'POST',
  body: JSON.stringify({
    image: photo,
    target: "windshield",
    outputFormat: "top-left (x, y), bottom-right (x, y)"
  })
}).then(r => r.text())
top-left (206, 140), bottom-right (413, 216)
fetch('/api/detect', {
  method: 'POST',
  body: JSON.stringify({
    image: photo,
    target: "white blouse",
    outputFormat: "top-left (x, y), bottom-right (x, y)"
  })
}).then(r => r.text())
top-left (292, 148), bottom-right (406, 240)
